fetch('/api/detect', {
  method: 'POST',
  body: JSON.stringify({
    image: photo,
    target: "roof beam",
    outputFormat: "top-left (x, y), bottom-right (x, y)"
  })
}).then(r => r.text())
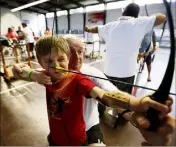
top-left (47, 1), bottom-right (68, 10)
top-left (4, 4), bottom-right (44, 14)
top-left (97, 0), bottom-right (105, 3)
top-left (66, 0), bottom-right (84, 7)
top-left (80, 0), bottom-right (123, 7)
top-left (7, 0), bottom-right (51, 13)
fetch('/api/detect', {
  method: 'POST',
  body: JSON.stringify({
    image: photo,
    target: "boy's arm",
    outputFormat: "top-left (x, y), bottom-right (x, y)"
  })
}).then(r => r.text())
top-left (89, 87), bottom-right (137, 110)
top-left (89, 86), bottom-right (169, 114)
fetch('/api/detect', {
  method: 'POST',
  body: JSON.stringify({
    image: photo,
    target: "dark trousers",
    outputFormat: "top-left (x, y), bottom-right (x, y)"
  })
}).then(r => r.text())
top-left (106, 75), bottom-right (135, 94)
top-left (47, 134), bottom-right (88, 146)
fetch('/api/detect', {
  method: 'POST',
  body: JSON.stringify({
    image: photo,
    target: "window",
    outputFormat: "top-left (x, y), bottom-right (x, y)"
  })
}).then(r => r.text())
top-left (85, 4), bottom-right (104, 13)
top-left (70, 7), bottom-right (84, 14)
top-left (107, 0), bottom-right (133, 10)
top-left (46, 12), bottom-right (54, 18)
top-left (56, 10), bottom-right (68, 16)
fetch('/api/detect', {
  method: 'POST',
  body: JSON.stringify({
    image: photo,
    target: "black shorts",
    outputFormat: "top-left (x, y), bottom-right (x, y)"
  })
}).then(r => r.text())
top-left (106, 75), bottom-right (135, 94)
top-left (145, 52), bottom-right (152, 66)
top-left (47, 134), bottom-right (88, 146)
top-left (86, 124), bottom-right (104, 145)
top-left (26, 43), bottom-right (34, 52)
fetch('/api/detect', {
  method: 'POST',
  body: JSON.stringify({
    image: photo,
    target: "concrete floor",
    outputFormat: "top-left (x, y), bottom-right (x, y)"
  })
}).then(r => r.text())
top-left (0, 45), bottom-right (176, 146)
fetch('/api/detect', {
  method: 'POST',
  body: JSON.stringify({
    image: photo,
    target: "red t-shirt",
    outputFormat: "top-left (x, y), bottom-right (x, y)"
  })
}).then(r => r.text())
top-left (6, 32), bottom-right (18, 39)
top-left (45, 73), bottom-right (96, 145)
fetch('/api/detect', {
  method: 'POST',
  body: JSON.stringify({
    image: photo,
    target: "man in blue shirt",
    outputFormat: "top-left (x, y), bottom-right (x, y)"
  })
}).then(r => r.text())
top-left (139, 31), bottom-right (156, 81)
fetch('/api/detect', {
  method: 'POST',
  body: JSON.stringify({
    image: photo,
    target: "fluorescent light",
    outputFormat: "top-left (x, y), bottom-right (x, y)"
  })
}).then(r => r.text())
top-left (11, 0), bottom-right (50, 12)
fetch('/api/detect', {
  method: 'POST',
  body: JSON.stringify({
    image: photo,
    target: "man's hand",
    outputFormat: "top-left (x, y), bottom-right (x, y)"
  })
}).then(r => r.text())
top-left (133, 114), bottom-right (175, 146)
top-left (84, 26), bottom-right (90, 32)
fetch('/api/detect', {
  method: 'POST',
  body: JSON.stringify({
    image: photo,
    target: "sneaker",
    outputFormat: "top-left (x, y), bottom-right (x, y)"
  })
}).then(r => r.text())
top-left (31, 56), bottom-right (35, 59)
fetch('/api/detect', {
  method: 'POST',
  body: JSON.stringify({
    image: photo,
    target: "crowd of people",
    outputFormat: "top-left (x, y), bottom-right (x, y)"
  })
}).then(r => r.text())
top-left (5, 23), bottom-right (36, 59)
top-left (9, 2), bottom-right (176, 146)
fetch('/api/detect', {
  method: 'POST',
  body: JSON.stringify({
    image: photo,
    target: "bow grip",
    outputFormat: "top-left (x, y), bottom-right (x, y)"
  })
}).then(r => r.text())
top-left (146, 95), bottom-right (162, 131)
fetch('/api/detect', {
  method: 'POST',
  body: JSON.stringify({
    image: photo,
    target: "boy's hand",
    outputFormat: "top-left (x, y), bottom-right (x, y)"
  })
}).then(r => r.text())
top-left (30, 71), bottom-right (52, 85)
top-left (130, 96), bottom-right (172, 119)
top-left (12, 63), bottom-right (52, 85)
top-left (12, 63), bottom-right (30, 79)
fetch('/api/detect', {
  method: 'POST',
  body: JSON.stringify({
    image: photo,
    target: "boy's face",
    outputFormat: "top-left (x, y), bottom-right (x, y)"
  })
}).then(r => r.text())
top-left (40, 51), bottom-right (69, 81)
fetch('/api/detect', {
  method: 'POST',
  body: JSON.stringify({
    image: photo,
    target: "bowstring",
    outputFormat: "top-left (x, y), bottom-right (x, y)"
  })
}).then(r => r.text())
top-left (47, 1), bottom-right (175, 97)
top-left (50, 67), bottom-right (176, 96)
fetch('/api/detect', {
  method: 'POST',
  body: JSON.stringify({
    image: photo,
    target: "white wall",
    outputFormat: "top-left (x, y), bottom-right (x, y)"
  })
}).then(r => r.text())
top-left (57, 15), bottom-right (68, 30)
top-left (0, 7), bottom-right (45, 36)
top-left (106, 8), bottom-right (122, 23)
top-left (1, 2), bottom-right (175, 36)
top-left (70, 13), bottom-right (83, 30)
top-left (38, 14), bottom-right (46, 36)
top-left (20, 11), bottom-right (40, 35)
top-left (0, 7), bottom-right (21, 35)
top-left (47, 17), bottom-right (55, 33)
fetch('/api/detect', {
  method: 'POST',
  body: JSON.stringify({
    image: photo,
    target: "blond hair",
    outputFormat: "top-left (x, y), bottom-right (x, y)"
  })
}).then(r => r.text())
top-left (63, 34), bottom-right (84, 49)
top-left (35, 36), bottom-right (70, 61)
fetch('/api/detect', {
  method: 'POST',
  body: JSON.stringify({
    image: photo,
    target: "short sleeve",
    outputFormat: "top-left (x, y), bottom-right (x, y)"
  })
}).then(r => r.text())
top-left (76, 74), bottom-right (96, 96)
top-left (137, 16), bottom-right (156, 35)
top-left (98, 24), bottom-right (109, 41)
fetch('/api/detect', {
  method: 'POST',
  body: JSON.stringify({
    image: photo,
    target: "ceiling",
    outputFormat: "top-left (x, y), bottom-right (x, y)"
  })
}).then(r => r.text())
top-left (0, 0), bottom-right (123, 14)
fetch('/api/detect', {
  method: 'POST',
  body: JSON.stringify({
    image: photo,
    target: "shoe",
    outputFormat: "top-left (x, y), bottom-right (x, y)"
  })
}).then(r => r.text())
top-left (147, 78), bottom-right (151, 82)
top-left (31, 56), bottom-right (35, 59)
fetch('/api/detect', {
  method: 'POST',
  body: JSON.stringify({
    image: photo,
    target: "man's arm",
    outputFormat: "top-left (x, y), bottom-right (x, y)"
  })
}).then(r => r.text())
top-left (85, 26), bottom-right (98, 33)
top-left (153, 13), bottom-right (166, 26)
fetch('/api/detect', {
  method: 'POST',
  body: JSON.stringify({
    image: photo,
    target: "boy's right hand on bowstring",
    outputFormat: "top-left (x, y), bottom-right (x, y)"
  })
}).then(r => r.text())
top-left (12, 63), bottom-right (52, 85)
top-left (30, 71), bottom-right (52, 85)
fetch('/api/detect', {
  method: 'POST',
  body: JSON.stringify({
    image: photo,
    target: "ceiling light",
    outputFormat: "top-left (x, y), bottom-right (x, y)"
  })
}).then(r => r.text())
top-left (11, 0), bottom-right (50, 12)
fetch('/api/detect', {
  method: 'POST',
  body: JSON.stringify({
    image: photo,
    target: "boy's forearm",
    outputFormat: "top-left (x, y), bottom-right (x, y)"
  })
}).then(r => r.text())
top-left (90, 87), bottom-right (138, 110)
top-left (100, 91), bottom-right (138, 110)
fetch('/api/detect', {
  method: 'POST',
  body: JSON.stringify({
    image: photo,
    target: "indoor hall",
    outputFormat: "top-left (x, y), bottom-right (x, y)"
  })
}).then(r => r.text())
top-left (0, 0), bottom-right (176, 146)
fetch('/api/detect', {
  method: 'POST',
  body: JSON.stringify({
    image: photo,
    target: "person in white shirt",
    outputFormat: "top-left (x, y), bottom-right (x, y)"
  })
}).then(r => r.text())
top-left (21, 23), bottom-right (35, 59)
top-left (85, 3), bottom-right (166, 95)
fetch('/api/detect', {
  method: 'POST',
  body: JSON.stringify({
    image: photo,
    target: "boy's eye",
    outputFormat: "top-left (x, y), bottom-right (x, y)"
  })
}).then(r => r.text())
top-left (45, 60), bottom-right (52, 63)
top-left (58, 58), bottom-right (64, 62)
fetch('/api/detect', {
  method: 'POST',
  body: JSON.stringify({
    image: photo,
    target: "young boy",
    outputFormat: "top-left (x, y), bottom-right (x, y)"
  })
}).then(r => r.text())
top-left (20, 36), bottom-right (169, 146)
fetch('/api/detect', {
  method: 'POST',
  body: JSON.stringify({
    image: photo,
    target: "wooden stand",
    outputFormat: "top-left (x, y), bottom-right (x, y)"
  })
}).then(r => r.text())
top-left (26, 43), bottom-right (32, 67)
